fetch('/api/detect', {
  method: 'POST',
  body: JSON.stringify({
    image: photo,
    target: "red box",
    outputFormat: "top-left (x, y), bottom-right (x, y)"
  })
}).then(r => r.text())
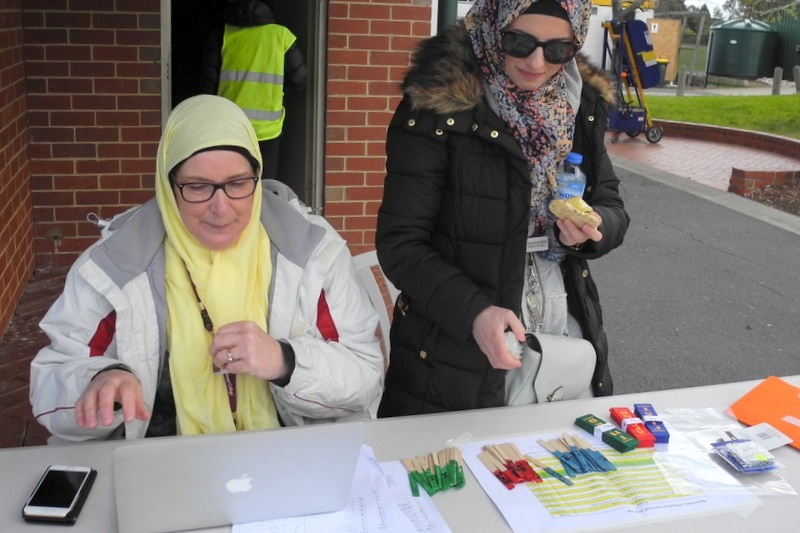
top-left (610, 407), bottom-right (655, 448)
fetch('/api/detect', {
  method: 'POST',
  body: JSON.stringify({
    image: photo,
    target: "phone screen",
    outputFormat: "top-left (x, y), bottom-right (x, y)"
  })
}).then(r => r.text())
top-left (23, 465), bottom-right (96, 523)
top-left (29, 469), bottom-right (88, 508)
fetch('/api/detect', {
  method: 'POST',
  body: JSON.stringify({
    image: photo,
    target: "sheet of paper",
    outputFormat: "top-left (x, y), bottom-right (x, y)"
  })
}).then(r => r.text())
top-left (460, 428), bottom-right (761, 533)
top-left (729, 422), bottom-right (793, 451)
top-left (233, 445), bottom-right (449, 533)
top-left (379, 460), bottom-right (452, 533)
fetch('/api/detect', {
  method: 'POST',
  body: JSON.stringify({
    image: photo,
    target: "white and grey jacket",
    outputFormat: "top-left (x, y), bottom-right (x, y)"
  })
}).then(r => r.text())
top-left (31, 181), bottom-right (383, 441)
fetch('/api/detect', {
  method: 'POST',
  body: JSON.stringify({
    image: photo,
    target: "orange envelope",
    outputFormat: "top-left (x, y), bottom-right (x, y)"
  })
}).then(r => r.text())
top-left (729, 376), bottom-right (800, 450)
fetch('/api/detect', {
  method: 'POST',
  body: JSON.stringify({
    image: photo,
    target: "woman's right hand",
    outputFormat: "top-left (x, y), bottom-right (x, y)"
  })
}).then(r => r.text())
top-left (75, 369), bottom-right (151, 429)
top-left (472, 306), bottom-right (525, 369)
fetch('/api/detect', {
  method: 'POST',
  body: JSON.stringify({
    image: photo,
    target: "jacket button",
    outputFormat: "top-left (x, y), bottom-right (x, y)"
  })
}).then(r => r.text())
top-left (419, 350), bottom-right (428, 359)
top-left (582, 269), bottom-right (589, 278)
top-left (446, 118), bottom-right (455, 126)
top-left (472, 123), bottom-right (478, 131)
top-left (490, 130), bottom-right (499, 138)
top-left (435, 129), bottom-right (443, 136)
top-left (407, 119), bottom-right (416, 127)
top-left (588, 115), bottom-right (595, 122)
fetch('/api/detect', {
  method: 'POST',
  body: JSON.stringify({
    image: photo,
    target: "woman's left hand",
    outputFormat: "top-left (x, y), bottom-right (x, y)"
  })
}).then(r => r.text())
top-left (209, 321), bottom-right (288, 381)
top-left (556, 212), bottom-right (603, 248)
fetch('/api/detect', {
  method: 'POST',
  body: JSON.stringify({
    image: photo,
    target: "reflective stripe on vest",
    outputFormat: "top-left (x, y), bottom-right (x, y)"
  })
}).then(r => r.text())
top-left (218, 24), bottom-right (296, 140)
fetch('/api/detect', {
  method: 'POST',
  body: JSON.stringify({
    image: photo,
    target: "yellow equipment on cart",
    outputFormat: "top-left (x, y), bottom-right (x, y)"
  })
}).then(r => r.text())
top-left (602, 20), bottom-right (664, 144)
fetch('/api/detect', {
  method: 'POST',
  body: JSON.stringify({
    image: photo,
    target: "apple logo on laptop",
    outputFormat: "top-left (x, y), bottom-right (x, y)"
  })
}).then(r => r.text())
top-left (225, 474), bottom-right (253, 494)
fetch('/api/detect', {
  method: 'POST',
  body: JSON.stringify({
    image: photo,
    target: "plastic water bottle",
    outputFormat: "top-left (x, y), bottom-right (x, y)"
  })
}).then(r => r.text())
top-left (555, 152), bottom-right (586, 200)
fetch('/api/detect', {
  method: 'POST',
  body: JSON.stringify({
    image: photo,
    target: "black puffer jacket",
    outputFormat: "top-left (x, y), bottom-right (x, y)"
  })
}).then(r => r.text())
top-left (376, 23), bottom-right (629, 417)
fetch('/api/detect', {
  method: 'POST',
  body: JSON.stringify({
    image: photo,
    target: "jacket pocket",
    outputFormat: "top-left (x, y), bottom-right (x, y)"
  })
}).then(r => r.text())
top-left (391, 294), bottom-right (439, 364)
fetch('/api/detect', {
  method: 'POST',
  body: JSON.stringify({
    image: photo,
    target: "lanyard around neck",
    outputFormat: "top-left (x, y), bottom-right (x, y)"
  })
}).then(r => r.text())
top-left (185, 270), bottom-right (238, 414)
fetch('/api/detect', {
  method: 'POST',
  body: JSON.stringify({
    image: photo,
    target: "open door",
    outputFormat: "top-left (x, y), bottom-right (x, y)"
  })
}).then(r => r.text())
top-left (168, 0), bottom-right (321, 206)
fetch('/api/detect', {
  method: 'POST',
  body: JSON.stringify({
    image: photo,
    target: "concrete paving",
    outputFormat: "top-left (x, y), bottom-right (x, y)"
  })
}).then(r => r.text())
top-left (606, 132), bottom-right (800, 193)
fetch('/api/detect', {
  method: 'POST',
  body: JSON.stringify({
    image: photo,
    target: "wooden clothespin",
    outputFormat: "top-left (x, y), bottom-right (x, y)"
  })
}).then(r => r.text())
top-left (525, 454), bottom-right (574, 486)
top-left (478, 450), bottom-right (516, 490)
top-left (402, 447), bottom-right (465, 497)
top-left (500, 442), bottom-right (542, 483)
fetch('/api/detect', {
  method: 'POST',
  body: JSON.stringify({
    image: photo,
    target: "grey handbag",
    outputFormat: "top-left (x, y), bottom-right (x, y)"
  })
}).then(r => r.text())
top-left (504, 333), bottom-right (596, 405)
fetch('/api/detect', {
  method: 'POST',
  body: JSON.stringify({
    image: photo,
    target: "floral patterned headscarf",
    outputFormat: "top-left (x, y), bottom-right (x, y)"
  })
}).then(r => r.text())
top-left (465, 0), bottom-right (592, 257)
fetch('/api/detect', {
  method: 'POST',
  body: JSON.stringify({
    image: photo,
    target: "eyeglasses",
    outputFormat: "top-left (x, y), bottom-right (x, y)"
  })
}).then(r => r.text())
top-left (500, 30), bottom-right (580, 64)
top-left (173, 176), bottom-right (259, 203)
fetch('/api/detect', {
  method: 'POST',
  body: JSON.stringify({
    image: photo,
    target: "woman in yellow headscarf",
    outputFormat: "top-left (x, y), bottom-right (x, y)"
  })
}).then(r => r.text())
top-left (31, 95), bottom-right (383, 441)
top-left (156, 94), bottom-right (279, 434)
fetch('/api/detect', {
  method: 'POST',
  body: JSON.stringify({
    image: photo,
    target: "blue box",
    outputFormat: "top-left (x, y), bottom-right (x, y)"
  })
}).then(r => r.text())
top-left (609, 107), bottom-right (646, 132)
top-left (633, 403), bottom-right (670, 444)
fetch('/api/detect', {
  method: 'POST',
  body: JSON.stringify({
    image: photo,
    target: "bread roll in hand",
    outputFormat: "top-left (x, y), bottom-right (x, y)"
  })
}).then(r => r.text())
top-left (548, 197), bottom-right (599, 229)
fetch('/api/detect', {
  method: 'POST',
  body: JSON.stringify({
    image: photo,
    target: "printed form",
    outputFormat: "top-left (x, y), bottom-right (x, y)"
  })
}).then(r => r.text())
top-left (460, 428), bottom-right (762, 533)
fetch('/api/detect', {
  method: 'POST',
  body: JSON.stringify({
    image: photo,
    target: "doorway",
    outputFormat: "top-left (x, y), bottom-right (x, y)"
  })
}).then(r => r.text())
top-left (168, 0), bottom-right (322, 206)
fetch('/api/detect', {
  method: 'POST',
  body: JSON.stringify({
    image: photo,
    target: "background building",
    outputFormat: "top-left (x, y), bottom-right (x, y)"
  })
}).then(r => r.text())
top-left (0, 0), bottom-right (661, 335)
top-left (0, 0), bottom-right (430, 334)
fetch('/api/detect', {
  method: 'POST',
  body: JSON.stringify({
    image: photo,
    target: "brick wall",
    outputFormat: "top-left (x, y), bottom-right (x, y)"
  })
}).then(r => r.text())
top-left (1, 0), bottom-right (430, 335)
top-left (0, 2), bottom-right (35, 335)
top-left (729, 167), bottom-right (800, 196)
top-left (324, 0), bottom-right (431, 255)
top-left (646, 18), bottom-right (680, 83)
top-left (23, 0), bottom-right (162, 267)
top-left (19, 0), bottom-right (430, 265)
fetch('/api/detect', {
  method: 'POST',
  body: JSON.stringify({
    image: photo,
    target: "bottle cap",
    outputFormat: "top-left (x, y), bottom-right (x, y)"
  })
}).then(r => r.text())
top-left (566, 152), bottom-right (583, 165)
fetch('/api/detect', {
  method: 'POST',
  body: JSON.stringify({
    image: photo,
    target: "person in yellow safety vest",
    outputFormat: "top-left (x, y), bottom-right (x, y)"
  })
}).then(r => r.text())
top-left (200, 0), bottom-right (307, 181)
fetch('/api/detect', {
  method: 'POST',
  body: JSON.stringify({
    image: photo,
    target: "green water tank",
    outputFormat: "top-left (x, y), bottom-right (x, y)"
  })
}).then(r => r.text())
top-left (707, 18), bottom-right (779, 79)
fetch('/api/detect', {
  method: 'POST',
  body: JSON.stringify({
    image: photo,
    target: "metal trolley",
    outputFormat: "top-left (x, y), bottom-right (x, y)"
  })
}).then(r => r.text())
top-left (602, 19), bottom-right (663, 144)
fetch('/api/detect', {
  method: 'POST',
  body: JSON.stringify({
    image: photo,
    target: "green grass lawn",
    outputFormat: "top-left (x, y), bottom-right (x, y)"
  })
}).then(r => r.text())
top-left (644, 94), bottom-right (800, 139)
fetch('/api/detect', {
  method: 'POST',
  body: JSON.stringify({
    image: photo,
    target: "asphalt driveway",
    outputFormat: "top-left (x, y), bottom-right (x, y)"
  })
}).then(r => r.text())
top-left (593, 158), bottom-right (800, 394)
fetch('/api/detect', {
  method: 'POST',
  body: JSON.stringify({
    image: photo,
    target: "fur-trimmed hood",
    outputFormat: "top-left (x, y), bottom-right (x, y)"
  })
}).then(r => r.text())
top-left (402, 22), bottom-right (615, 115)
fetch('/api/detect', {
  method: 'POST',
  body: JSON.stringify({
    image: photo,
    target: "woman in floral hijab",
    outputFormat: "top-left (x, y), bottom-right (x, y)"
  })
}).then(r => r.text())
top-left (376, 0), bottom-right (629, 416)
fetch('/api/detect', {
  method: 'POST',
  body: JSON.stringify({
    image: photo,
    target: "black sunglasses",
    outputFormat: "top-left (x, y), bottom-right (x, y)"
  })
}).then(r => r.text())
top-left (500, 30), bottom-right (580, 64)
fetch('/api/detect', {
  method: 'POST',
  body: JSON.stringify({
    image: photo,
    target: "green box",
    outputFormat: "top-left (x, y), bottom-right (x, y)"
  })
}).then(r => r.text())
top-left (575, 413), bottom-right (639, 453)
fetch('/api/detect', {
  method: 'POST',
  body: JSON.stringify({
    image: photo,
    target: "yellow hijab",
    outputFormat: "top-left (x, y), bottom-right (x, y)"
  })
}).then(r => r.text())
top-left (155, 95), bottom-right (279, 434)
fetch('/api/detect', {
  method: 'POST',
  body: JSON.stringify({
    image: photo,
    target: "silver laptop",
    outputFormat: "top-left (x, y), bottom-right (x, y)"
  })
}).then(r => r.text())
top-left (112, 422), bottom-right (365, 533)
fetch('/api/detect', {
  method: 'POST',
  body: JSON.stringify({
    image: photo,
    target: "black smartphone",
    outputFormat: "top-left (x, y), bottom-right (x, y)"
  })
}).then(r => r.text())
top-left (22, 465), bottom-right (96, 524)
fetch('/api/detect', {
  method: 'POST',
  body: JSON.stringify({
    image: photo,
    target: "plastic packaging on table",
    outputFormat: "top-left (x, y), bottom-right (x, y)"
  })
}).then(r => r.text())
top-left (712, 438), bottom-right (780, 474)
top-left (659, 407), bottom-right (796, 497)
